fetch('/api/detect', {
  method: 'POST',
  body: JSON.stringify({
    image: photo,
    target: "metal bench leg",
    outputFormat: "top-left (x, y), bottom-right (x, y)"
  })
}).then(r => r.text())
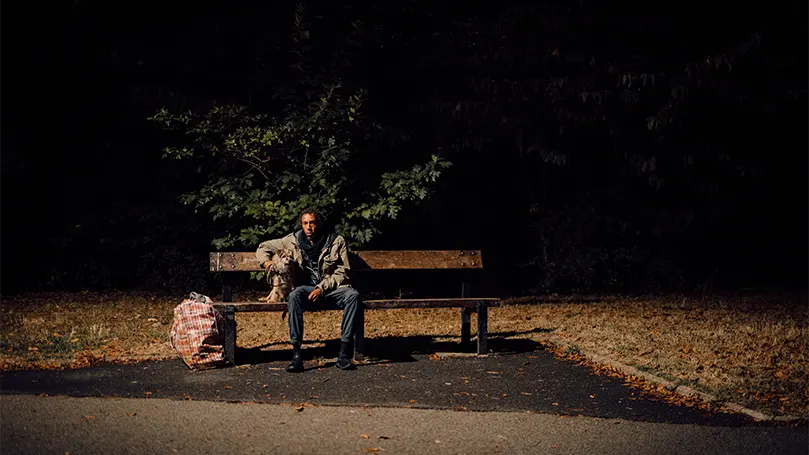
top-left (223, 310), bottom-right (237, 365)
top-left (461, 282), bottom-right (472, 348)
top-left (476, 303), bottom-right (488, 355)
top-left (354, 304), bottom-right (365, 361)
top-left (461, 308), bottom-right (472, 346)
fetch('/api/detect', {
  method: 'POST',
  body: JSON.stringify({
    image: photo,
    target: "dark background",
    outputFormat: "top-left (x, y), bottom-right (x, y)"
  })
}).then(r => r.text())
top-left (2, 1), bottom-right (807, 297)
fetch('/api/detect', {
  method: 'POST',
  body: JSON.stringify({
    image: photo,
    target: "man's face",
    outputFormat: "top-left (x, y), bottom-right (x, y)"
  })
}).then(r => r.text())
top-left (301, 213), bottom-right (318, 240)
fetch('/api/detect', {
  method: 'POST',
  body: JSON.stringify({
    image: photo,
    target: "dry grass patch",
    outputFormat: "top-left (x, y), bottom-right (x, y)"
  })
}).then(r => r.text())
top-left (1, 290), bottom-right (806, 417)
top-left (0, 292), bottom-right (177, 370)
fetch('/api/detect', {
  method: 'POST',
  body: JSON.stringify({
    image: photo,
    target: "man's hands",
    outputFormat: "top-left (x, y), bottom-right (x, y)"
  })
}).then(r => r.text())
top-left (308, 288), bottom-right (323, 302)
top-left (261, 260), bottom-right (271, 271)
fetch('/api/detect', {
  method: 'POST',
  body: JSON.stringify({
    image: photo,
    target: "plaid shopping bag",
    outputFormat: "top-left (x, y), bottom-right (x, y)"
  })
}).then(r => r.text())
top-left (169, 292), bottom-right (226, 370)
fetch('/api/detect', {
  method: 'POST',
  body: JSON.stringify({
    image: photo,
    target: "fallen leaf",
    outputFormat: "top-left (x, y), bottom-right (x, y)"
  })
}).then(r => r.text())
top-left (52, 332), bottom-right (63, 338)
top-left (428, 353), bottom-right (441, 360)
top-left (552, 402), bottom-right (559, 406)
top-left (378, 436), bottom-right (390, 440)
top-left (28, 346), bottom-right (39, 352)
top-left (183, 394), bottom-right (192, 400)
top-left (408, 399), bottom-right (416, 403)
top-left (263, 384), bottom-right (269, 388)
top-left (528, 355), bottom-right (537, 359)
top-left (365, 449), bottom-right (380, 453)
top-left (127, 412), bottom-right (137, 417)
top-left (361, 434), bottom-right (370, 439)
top-left (486, 371), bottom-right (501, 375)
top-left (83, 415), bottom-right (96, 420)
top-left (502, 394), bottom-right (509, 397)
top-left (144, 392), bottom-right (152, 396)
top-left (295, 406), bottom-right (304, 412)
top-left (520, 392), bottom-right (532, 396)
top-left (223, 386), bottom-right (233, 389)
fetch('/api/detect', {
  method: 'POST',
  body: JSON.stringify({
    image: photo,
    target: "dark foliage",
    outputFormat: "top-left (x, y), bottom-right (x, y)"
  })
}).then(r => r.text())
top-left (2, 0), bottom-right (806, 295)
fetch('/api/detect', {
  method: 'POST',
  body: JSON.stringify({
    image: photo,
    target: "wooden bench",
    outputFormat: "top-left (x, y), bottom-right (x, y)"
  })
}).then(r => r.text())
top-left (209, 250), bottom-right (499, 365)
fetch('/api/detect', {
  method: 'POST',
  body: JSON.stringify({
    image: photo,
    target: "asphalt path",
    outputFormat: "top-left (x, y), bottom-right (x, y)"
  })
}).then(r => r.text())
top-left (2, 346), bottom-right (806, 454)
top-left (0, 348), bottom-right (779, 425)
top-left (2, 395), bottom-right (806, 455)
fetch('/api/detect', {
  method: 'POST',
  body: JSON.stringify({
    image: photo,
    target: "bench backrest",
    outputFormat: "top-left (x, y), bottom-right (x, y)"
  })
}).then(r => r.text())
top-left (209, 250), bottom-right (484, 272)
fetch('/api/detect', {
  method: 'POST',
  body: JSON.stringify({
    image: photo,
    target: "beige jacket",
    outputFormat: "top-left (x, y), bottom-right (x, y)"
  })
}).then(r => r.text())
top-left (255, 231), bottom-right (352, 294)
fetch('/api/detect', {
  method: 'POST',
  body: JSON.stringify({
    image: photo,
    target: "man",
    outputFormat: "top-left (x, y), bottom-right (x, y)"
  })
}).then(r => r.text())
top-left (256, 208), bottom-right (361, 372)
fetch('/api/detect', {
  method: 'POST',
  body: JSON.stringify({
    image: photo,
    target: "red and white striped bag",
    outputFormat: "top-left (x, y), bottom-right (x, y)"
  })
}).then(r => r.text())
top-left (170, 292), bottom-right (226, 370)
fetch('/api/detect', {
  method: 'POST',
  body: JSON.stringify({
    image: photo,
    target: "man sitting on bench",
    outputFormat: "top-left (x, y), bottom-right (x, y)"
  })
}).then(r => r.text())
top-left (256, 208), bottom-right (361, 372)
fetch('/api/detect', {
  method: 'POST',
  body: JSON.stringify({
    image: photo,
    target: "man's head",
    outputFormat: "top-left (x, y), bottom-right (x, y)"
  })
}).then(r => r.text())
top-left (299, 207), bottom-right (323, 241)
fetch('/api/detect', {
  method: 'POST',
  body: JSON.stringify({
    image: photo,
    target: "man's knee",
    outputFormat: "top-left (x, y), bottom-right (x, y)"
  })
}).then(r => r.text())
top-left (345, 288), bottom-right (360, 303)
top-left (288, 287), bottom-right (308, 307)
top-left (344, 289), bottom-right (360, 306)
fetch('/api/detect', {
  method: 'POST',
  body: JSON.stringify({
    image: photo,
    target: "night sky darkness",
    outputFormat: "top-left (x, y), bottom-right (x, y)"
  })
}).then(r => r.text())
top-left (2, 1), bottom-right (807, 296)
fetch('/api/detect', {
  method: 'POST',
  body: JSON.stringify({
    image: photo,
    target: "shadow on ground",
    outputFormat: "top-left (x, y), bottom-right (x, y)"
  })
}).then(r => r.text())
top-left (235, 328), bottom-right (552, 366)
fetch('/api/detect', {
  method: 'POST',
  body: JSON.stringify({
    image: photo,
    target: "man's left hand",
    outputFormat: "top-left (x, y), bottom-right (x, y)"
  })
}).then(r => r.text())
top-left (308, 288), bottom-right (323, 302)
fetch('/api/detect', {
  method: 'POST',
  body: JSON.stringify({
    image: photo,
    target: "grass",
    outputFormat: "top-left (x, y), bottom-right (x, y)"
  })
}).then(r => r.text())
top-left (0, 290), bottom-right (806, 417)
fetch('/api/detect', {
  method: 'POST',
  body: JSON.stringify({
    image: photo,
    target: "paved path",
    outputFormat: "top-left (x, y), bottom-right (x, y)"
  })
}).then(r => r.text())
top-left (2, 395), bottom-right (806, 455)
top-left (1, 349), bottom-right (806, 454)
top-left (1, 350), bottom-right (753, 424)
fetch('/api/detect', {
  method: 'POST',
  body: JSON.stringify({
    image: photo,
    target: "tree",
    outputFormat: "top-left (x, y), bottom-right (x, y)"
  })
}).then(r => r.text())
top-left (149, 3), bottom-right (450, 254)
top-left (375, 2), bottom-right (806, 291)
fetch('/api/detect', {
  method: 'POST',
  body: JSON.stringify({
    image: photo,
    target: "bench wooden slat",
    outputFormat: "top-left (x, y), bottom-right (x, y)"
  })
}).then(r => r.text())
top-left (209, 250), bottom-right (484, 272)
top-left (213, 298), bottom-right (500, 313)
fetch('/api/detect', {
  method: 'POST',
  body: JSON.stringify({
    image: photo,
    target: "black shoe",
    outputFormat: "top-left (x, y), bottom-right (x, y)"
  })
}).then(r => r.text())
top-left (286, 343), bottom-right (304, 373)
top-left (335, 340), bottom-right (355, 370)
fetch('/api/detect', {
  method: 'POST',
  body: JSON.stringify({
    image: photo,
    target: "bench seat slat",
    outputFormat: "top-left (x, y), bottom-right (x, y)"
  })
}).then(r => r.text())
top-left (213, 298), bottom-right (500, 313)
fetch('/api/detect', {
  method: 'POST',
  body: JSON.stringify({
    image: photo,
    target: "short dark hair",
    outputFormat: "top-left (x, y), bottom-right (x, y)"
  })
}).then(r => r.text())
top-left (299, 207), bottom-right (323, 223)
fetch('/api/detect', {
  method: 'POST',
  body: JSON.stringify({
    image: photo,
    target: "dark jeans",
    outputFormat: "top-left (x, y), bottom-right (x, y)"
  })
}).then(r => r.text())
top-left (288, 285), bottom-right (362, 344)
